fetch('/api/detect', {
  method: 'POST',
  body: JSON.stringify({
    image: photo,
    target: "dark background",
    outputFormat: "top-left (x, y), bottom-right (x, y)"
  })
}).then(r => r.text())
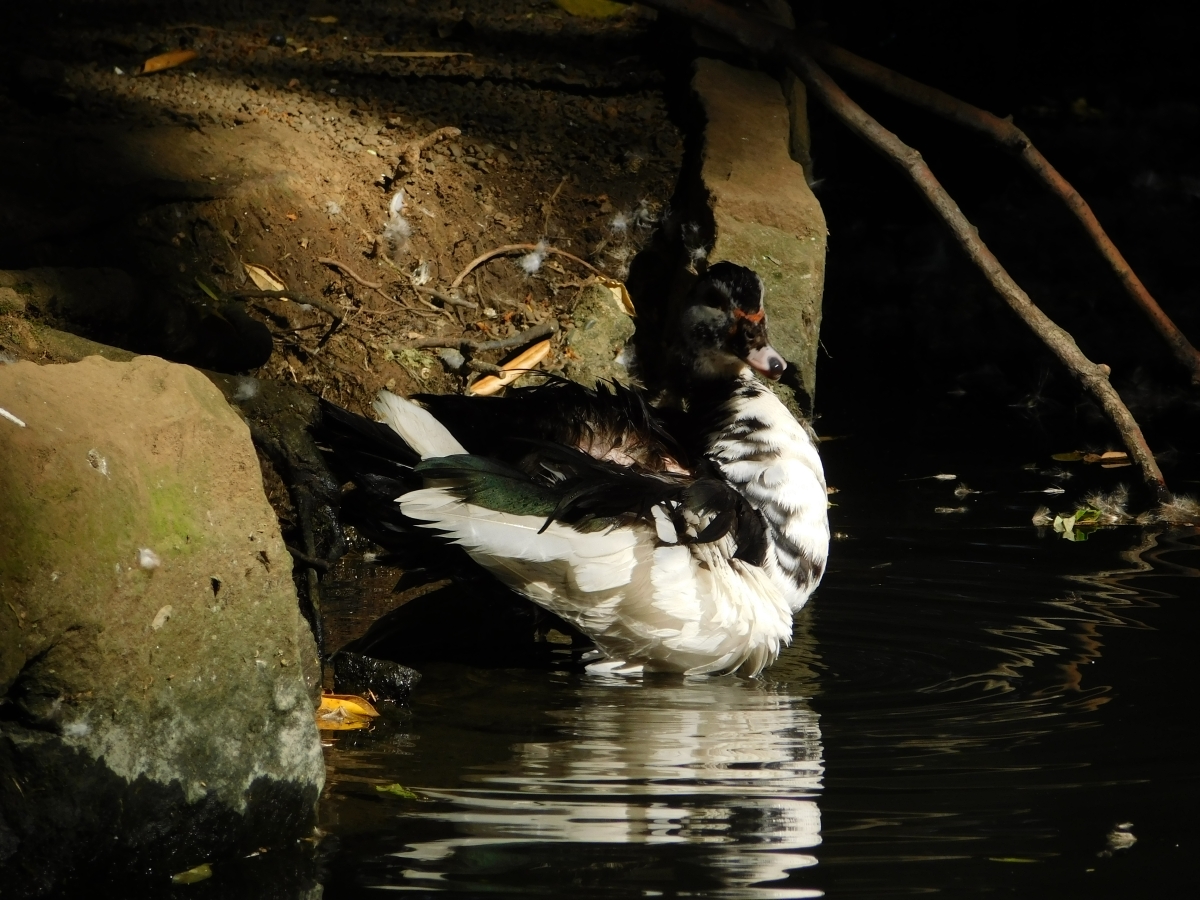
top-left (793, 1), bottom-right (1200, 492)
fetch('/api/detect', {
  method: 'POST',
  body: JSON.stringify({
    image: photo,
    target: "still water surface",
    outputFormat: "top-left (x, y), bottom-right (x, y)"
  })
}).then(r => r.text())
top-left (318, 469), bottom-right (1198, 897)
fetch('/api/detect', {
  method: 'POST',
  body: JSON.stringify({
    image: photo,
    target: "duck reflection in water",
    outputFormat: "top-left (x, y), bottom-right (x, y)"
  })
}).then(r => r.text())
top-left (390, 647), bottom-right (824, 897)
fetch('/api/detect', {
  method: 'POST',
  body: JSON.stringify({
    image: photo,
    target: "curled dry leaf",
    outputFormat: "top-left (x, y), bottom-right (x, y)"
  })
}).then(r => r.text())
top-left (142, 49), bottom-right (198, 75)
top-left (316, 693), bottom-right (380, 731)
top-left (244, 263), bottom-right (287, 293)
top-left (468, 339), bottom-right (552, 396)
top-left (599, 277), bottom-right (636, 317)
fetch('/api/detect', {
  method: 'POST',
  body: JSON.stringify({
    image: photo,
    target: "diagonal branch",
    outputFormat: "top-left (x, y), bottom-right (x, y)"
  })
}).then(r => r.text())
top-left (639, 0), bottom-right (1169, 500)
top-left (806, 38), bottom-right (1200, 386)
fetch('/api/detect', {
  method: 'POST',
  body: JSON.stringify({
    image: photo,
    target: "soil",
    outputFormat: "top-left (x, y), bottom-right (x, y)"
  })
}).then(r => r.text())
top-left (0, 0), bottom-right (682, 415)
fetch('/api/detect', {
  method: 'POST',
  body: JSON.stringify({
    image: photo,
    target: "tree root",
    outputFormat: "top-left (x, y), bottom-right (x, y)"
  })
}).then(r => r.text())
top-left (449, 243), bottom-right (605, 290)
top-left (394, 126), bottom-right (462, 181)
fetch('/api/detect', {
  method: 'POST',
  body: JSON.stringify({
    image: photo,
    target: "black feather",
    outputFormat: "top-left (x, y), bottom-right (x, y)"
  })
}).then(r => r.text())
top-left (317, 382), bottom-right (766, 558)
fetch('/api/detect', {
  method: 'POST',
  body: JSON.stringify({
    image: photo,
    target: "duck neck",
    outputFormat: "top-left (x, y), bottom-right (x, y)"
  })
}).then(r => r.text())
top-left (701, 371), bottom-right (829, 611)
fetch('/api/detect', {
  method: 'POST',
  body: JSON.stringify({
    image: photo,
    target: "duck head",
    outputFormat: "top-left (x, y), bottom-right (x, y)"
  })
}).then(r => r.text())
top-left (671, 262), bottom-right (787, 384)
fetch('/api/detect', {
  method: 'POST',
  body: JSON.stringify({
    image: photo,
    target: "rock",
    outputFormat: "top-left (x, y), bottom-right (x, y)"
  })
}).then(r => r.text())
top-left (563, 282), bottom-right (636, 388)
top-left (331, 651), bottom-right (420, 704)
top-left (691, 58), bottom-right (827, 413)
top-left (0, 355), bottom-right (323, 895)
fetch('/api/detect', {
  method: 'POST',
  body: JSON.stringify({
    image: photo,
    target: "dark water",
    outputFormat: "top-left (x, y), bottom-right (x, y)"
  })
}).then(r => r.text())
top-left (312, 13), bottom-right (1200, 888)
top-left (315, 455), bottom-right (1200, 898)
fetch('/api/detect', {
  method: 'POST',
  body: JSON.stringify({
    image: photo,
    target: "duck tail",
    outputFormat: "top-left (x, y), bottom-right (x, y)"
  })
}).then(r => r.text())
top-left (372, 390), bottom-right (467, 459)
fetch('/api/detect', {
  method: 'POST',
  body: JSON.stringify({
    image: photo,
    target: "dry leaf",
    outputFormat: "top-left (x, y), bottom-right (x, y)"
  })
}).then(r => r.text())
top-left (1051, 451), bottom-right (1084, 462)
top-left (171, 863), bottom-right (213, 884)
top-left (244, 263), bottom-right (287, 292)
top-left (468, 339), bottom-right (552, 396)
top-left (285, 212), bottom-right (298, 222)
top-left (1082, 450), bottom-right (1130, 466)
top-left (142, 49), bottom-right (198, 75)
top-left (598, 277), bottom-right (635, 317)
top-left (309, 15), bottom-right (339, 24)
top-left (316, 693), bottom-right (380, 731)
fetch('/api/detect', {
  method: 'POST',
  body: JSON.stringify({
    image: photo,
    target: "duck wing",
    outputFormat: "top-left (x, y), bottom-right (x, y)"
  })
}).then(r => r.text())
top-left (400, 464), bottom-right (792, 676)
top-left (416, 378), bottom-right (690, 475)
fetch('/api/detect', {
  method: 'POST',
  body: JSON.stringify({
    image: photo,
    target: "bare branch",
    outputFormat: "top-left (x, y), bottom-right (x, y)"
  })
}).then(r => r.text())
top-left (412, 283), bottom-right (478, 309)
top-left (229, 289), bottom-right (344, 324)
top-left (807, 38), bottom-right (1200, 385)
top-left (409, 322), bottom-right (557, 354)
top-left (639, 0), bottom-right (1169, 500)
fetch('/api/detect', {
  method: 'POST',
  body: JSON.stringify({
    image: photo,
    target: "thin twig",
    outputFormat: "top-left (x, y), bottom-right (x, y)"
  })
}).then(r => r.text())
top-left (639, 0), bottom-right (1169, 501)
top-left (317, 257), bottom-right (381, 289)
top-left (542, 175), bottom-right (569, 235)
top-left (806, 38), bottom-right (1200, 386)
top-left (395, 126), bottom-right (462, 180)
top-left (466, 359), bottom-right (504, 376)
top-left (410, 322), bottom-right (557, 354)
top-left (449, 244), bottom-right (605, 289)
top-left (230, 289), bottom-right (344, 324)
top-left (318, 257), bottom-right (418, 311)
top-left (412, 283), bottom-right (478, 309)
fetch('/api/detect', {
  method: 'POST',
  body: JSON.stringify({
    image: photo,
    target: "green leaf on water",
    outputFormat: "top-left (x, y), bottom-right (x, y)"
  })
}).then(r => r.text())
top-left (375, 783), bottom-right (420, 800)
top-left (171, 863), bottom-right (213, 884)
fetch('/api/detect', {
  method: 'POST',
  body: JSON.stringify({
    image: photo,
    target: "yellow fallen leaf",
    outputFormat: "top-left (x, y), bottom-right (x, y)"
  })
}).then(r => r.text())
top-left (468, 339), bottom-right (552, 396)
top-left (243, 263), bottom-right (287, 292)
top-left (316, 693), bottom-right (380, 731)
top-left (142, 49), bottom-right (198, 75)
top-left (171, 863), bottom-right (213, 884)
top-left (554, 0), bottom-right (629, 18)
top-left (310, 15), bottom-right (339, 24)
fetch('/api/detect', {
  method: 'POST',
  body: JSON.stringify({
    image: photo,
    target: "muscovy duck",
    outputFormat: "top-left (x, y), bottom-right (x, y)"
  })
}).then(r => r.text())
top-left (320, 263), bottom-right (829, 676)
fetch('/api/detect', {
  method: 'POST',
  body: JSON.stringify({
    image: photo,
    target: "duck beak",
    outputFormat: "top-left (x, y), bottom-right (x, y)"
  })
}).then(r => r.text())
top-left (746, 345), bottom-right (787, 380)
